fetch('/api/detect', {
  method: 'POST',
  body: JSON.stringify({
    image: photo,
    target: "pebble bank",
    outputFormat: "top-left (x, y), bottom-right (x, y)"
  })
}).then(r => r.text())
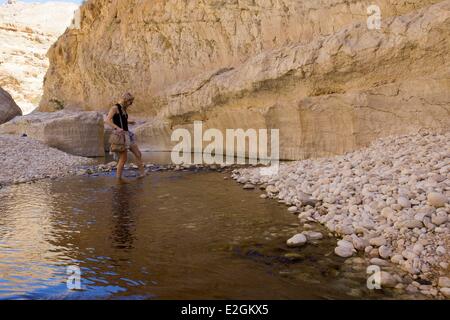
top-left (232, 131), bottom-right (450, 298)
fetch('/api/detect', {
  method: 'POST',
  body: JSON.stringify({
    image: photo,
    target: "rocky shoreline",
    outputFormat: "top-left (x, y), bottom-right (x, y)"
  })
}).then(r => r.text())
top-left (75, 161), bottom-right (242, 178)
top-left (0, 133), bottom-right (241, 188)
top-left (232, 131), bottom-right (450, 299)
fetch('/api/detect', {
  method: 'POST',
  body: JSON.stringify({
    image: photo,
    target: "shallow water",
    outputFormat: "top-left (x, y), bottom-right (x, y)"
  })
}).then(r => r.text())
top-left (0, 170), bottom-right (396, 300)
top-left (103, 151), bottom-right (174, 165)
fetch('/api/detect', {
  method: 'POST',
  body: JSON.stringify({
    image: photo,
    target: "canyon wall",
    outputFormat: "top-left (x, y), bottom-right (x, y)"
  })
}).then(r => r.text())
top-left (0, 1), bottom-right (79, 114)
top-left (40, 0), bottom-right (450, 159)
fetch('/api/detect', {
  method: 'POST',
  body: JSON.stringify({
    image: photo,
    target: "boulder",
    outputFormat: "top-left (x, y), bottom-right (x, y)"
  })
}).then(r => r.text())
top-left (0, 87), bottom-right (22, 125)
top-left (0, 111), bottom-right (105, 157)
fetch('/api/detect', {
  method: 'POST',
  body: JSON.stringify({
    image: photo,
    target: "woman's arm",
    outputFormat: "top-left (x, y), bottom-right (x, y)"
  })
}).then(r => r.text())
top-left (105, 106), bottom-right (123, 131)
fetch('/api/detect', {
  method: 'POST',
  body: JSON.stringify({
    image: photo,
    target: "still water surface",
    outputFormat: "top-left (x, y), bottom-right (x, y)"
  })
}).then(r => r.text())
top-left (0, 168), bottom-right (395, 299)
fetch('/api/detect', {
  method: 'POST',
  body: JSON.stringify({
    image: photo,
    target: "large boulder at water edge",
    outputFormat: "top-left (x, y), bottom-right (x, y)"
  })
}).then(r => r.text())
top-left (0, 111), bottom-right (105, 157)
top-left (0, 87), bottom-right (22, 125)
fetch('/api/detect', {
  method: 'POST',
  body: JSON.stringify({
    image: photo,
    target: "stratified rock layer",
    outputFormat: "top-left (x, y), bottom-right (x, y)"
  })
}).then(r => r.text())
top-left (0, 111), bottom-right (105, 157)
top-left (0, 87), bottom-right (22, 124)
top-left (41, 0), bottom-right (450, 159)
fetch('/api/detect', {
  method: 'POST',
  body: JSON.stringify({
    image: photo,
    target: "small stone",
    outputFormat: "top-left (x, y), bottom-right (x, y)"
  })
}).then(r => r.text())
top-left (286, 234), bottom-right (307, 247)
top-left (402, 250), bottom-right (417, 261)
top-left (381, 207), bottom-right (395, 219)
top-left (440, 288), bottom-right (450, 298)
top-left (369, 236), bottom-right (387, 247)
top-left (412, 243), bottom-right (424, 255)
top-left (427, 192), bottom-right (448, 208)
top-left (266, 185), bottom-right (278, 194)
top-left (431, 213), bottom-right (448, 226)
top-left (260, 194), bottom-right (268, 199)
top-left (380, 271), bottom-right (398, 288)
top-left (288, 206), bottom-right (298, 213)
top-left (77, 169), bottom-right (88, 175)
top-left (438, 277), bottom-right (450, 288)
top-left (406, 284), bottom-right (419, 293)
top-left (370, 258), bottom-right (390, 267)
top-left (369, 248), bottom-right (379, 258)
top-left (336, 224), bottom-right (354, 235)
top-left (436, 246), bottom-right (446, 256)
top-left (391, 254), bottom-right (404, 264)
top-left (401, 219), bottom-right (423, 229)
top-left (335, 245), bottom-right (354, 258)
top-left (243, 184), bottom-right (255, 190)
top-left (379, 245), bottom-right (392, 259)
top-left (397, 197), bottom-right (411, 208)
top-left (303, 231), bottom-right (323, 240)
top-left (298, 211), bottom-right (311, 220)
top-left (337, 240), bottom-right (354, 249)
top-left (106, 161), bottom-right (117, 167)
top-left (351, 235), bottom-right (369, 251)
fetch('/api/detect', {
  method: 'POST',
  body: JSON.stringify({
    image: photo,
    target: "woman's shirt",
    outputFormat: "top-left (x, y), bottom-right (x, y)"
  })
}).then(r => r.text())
top-left (112, 104), bottom-right (129, 132)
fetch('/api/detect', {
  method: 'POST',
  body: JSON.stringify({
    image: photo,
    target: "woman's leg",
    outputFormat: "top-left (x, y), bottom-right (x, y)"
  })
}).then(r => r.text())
top-left (129, 144), bottom-right (145, 176)
top-left (117, 150), bottom-right (128, 180)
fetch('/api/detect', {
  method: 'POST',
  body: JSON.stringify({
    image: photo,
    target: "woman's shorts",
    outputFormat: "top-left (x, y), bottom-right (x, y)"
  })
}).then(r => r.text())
top-left (124, 131), bottom-right (137, 149)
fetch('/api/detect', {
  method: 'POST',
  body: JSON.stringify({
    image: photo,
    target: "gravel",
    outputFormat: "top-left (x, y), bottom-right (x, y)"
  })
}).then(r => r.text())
top-left (0, 134), bottom-right (94, 187)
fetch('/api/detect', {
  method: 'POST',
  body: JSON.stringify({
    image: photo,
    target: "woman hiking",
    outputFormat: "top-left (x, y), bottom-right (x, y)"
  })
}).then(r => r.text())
top-left (106, 92), bottom-right (145, 182)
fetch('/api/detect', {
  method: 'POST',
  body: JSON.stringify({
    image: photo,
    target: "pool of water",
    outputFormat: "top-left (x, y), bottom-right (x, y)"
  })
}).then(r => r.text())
top-left (0, 170), bottom-right (398, 300)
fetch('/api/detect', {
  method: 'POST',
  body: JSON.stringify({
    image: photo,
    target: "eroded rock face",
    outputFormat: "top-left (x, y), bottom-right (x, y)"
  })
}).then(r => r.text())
top-left (0, 111), bottom-right (105, 157)
top-left (0, 1), bottom-right (79, 114)
top-left (0, 87), bottom-right (22, 125)
top-left (40, 0), bottom-right (450, 159)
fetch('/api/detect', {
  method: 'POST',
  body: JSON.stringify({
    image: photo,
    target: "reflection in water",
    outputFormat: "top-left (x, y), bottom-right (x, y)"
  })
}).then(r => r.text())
top-left (0, 172), bottom-right (403, 300)
top-left (111, 185), bottom-right (136, 250)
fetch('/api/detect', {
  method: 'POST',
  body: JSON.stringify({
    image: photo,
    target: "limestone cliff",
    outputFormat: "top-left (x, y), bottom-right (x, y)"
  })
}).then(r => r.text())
top-left (0, 1), bottom-right (78, 114)
top-left (40, 0), bottom-right (450, 159)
